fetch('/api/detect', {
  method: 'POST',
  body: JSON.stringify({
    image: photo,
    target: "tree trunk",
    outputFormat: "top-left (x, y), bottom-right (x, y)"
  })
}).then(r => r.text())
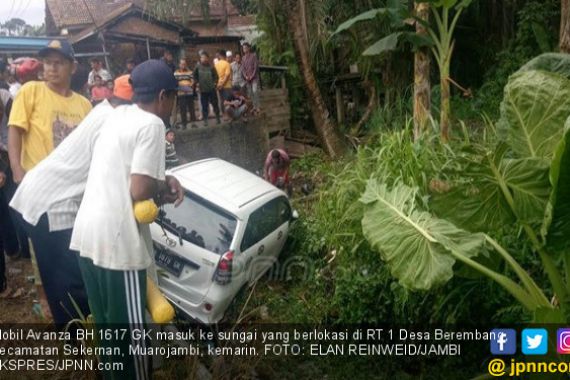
top-left (300, 0), bottom-right (309, 48)
top-left (382, 59), bottom-right (393, 107)
top-left (440, 65), bottom-right (451, 143)
top-left (352, 80), bottom-right (377, 135)
top-left (287, 0), bottom-right (347, 158)
top-left (413, 2), bottom-right (431, 141)
top-left (561, 0), bottom-right (570, 53)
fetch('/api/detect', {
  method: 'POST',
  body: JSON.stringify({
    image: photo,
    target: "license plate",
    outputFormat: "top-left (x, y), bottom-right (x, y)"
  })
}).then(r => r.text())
top-left (155, 249), bottom-right (185, 277)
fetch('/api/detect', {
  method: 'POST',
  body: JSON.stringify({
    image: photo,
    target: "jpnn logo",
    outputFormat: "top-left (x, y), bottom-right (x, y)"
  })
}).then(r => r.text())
top-left (522, 329), bottom-right (548, 355)
top-left (490, 329), bottom-right (516, 355)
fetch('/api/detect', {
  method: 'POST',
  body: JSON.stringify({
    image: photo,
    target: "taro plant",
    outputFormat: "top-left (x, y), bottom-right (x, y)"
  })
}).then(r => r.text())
top-left (360, 53), bottom-right (570, 323)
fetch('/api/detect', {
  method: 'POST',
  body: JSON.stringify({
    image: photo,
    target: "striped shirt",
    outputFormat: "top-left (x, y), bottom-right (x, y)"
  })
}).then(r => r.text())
top-left (165, 141), bottom-right (179, 168)
top-left (10, 100), bottom-right (114, 232)
top-left (174, 69), bottom-right (194, 95)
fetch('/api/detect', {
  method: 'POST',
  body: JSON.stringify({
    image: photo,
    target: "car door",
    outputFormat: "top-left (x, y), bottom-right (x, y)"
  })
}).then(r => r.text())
top-left (239, 196), bottom-right (292, 282)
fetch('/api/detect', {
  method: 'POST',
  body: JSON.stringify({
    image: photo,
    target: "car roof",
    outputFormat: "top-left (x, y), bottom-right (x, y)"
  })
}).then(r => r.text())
top-left (168, 158), bottom-right (283, 217)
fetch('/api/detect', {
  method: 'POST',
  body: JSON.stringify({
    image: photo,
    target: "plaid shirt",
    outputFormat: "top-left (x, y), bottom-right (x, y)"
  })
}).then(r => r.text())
top-left (241, 52), bottom-right (259, 81)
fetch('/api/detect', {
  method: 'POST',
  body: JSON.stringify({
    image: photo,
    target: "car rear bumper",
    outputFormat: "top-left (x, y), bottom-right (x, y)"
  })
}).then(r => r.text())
top-left (160, 284), bottom-right (235, 324)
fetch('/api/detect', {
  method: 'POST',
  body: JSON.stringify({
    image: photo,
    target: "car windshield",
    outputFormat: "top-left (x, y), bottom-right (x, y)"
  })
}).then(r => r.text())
top-left (157, 191), bottom-right (237, 255)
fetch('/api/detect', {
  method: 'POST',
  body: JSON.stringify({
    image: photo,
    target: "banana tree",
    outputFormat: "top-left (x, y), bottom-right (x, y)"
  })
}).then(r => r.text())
top-left (424, 0), bottom-right (472, 142)
top-left (333, 0), bottom-right (472, 142)
top-left (561, 0), bottom-right (570, 53)
top-left (361, 53), bottom-right (570, 323)
top-left (414, 2), bottom-right (431, 141)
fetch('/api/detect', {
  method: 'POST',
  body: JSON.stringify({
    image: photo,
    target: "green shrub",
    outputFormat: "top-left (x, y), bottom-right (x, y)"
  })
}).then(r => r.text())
top-left (475, 0), bottom-right (560, 117)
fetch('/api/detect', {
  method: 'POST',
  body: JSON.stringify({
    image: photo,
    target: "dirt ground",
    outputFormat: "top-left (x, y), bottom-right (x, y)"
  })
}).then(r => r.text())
top-left (0, 257), bottom-right (44, 324)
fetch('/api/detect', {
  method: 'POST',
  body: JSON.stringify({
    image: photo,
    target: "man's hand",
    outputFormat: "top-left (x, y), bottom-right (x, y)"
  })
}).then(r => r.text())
top-left (160, 175), bottom-right (184, 207)
top-left (12, 165), bottom-right (25, 184)
top-left (0, 172), bottom-right (6, 188)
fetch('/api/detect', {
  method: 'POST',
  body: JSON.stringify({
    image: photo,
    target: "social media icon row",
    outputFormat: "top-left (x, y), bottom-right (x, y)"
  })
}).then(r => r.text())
top-left (490, 328), bottom-right (557, 355)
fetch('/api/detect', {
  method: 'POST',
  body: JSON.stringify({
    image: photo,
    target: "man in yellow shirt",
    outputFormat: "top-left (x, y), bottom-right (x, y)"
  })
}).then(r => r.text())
top-left (7, 39), bottom-right (91, 325)
top-left (8, 39), bottom-right (92, 183)
top-left (215, 49), bottom-right (232, 103)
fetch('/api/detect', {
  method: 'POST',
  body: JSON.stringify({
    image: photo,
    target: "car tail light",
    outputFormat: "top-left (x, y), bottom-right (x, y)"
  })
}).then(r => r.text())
top-left (204, 303), bottom-right (213, 311)
top-left (214, 250), bottom-right (234, 285)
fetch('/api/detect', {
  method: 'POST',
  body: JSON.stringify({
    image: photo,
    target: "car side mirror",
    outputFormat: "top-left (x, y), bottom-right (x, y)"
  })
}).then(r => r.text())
top-left (291, 210), bottom-right (299, 222)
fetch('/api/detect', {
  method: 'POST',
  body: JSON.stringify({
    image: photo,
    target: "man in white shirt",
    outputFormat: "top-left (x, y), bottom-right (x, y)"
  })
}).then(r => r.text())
top-left (70, 60), bottom-right (183, 380)
top-left (87, 58), bottom-right (112, 89)
top-left (10, 75), bottom-right (134, 328)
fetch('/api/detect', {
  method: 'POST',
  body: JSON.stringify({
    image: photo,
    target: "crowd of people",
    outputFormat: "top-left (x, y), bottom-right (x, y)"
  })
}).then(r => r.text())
top-left (74, 44), bottom-right (261, 128)
top-left (0, 38), bottom-right (290, 378)
top-left (171, 43), bottom-right (261, 128)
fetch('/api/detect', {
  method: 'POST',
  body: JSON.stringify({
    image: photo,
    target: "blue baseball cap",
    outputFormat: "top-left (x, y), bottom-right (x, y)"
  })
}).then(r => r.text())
top-left (130, 59), bottom-right (177, 99)
top-left (38, 39), bottom-right (75, 61)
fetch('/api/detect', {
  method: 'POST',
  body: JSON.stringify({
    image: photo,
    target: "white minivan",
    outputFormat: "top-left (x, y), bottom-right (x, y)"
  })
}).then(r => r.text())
top-left (150, 158), bottom-right (295, 323)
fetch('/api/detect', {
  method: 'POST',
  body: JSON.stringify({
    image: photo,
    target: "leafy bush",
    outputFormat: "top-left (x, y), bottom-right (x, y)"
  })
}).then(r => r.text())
top-left (359, 53), bottom-right (570, 324)
top-left (475, 0), bottom-right (560, 117)
top-left (283, 52), bottom-right (570, 327)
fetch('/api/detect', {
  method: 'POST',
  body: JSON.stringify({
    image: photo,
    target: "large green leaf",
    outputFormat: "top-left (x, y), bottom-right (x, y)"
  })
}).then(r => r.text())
top-left (436, 0), bottom-right (457, 8)
top-left (362, 32), bottom-right (433, 56)
top-left (543, 123), bottom-right (570, 250)
top-left (420, 0), bottom-right (471, 8)
top-left (498, 70), bottom-right (570, 159)
top-left (518, 53), bottom-right (570, 80)
top-left (501, 158), bottom-right (551, 223)
top-left (333, 8), bottom-right (397, 36)
top-left (361, 180), bottom-right (486, 290)
top-left (430, 166), bottom-right (513, 233)
top-left (363, 32), bottom-right (402, 56)
top-left (400, 32), bottom-right (434, 49)
top-left (431, 145), bottom-right (551, 232)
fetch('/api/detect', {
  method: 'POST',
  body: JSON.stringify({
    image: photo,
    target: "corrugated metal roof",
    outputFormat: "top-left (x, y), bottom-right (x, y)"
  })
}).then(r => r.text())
top-left (0, 36), bottom-right (66, 52)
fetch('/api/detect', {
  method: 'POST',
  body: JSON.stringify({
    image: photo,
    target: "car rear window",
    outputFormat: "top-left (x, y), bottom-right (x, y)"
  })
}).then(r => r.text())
top-left (157, 191), bottom-right (237, 255)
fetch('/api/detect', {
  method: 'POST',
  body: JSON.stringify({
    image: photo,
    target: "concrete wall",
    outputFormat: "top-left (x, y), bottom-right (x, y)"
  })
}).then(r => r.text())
top-left (175, 117), bottom-right (269, 173)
